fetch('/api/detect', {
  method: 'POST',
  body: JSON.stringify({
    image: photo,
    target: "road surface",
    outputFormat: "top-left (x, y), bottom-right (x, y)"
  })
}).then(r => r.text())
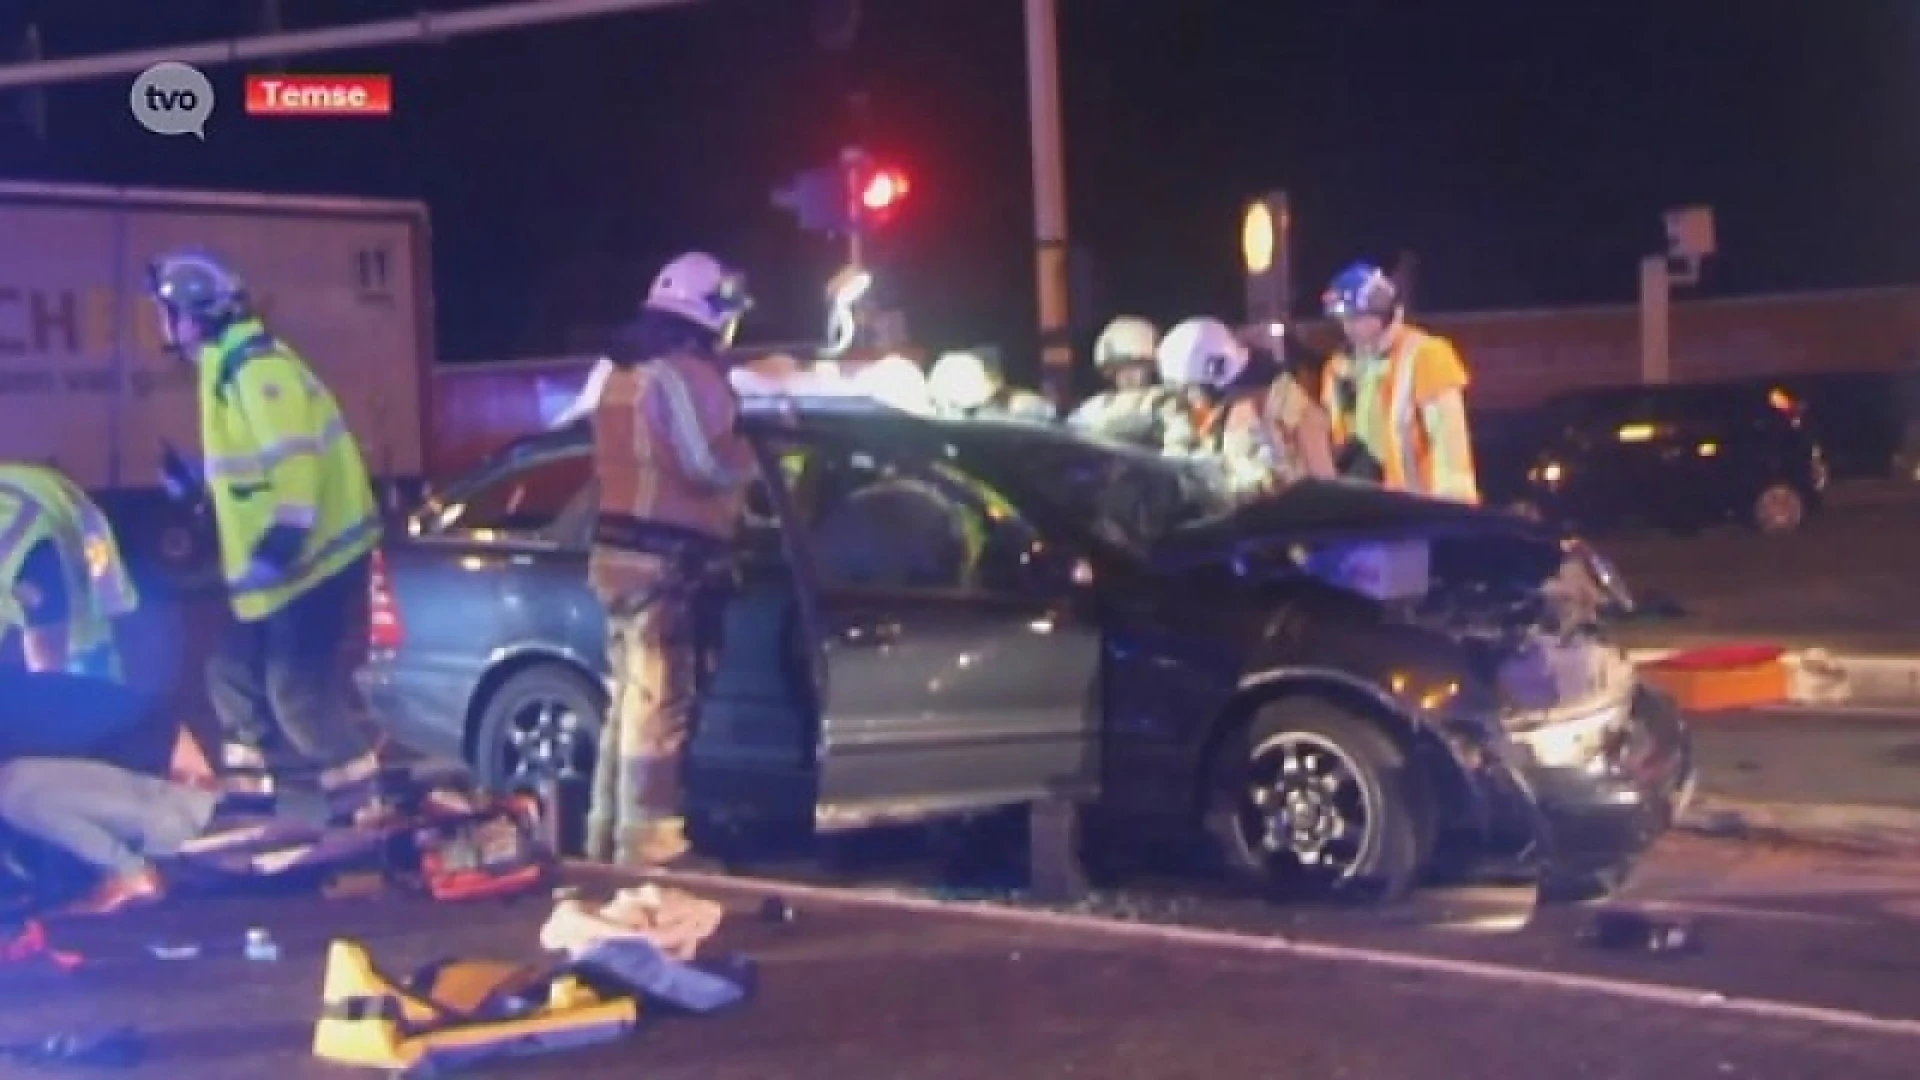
top-left (1692, 709), bottom-right (1920, 810)
top-left (5, 838), bottom-right (1920, 1079)
top-left (1605, 496), bottom-right (1920, 646)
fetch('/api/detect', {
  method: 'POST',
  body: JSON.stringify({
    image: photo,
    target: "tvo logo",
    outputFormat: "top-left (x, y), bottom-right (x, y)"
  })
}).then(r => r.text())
top-left (130, 62), bottom-right (215, 139)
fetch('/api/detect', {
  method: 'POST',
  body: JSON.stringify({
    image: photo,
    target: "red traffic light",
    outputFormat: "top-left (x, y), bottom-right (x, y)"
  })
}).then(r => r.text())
top-left (860, 168), bottom-right (909, 212)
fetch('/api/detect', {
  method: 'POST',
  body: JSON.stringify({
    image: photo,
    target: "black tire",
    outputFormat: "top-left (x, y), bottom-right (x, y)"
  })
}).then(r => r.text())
top-left (472, 663), bottom-right (603, 852)
top-left (1204, 696), bottom-right (1433, 904)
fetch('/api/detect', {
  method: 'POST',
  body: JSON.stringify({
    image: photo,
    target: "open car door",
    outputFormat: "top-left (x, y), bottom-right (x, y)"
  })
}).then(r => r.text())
top-left (684, 441), bottom-right (829, 852)
top-left (687, 424), bottom-right (1101, 848)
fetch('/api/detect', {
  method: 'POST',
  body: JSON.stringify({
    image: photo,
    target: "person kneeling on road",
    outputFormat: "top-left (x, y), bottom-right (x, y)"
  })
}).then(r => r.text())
top-left (0, 756), bottom-right (217, 916)
top-left (0, 463), bottom-right (140, 681)
top-left (146, 249), bottom-right (389, 827)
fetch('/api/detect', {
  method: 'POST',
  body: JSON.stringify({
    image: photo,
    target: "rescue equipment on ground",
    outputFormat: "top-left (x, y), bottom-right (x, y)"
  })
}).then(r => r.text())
top-left (311, 939), bottom-right (638, 1075)
top-left (406, 794), bottom-right (550, 902)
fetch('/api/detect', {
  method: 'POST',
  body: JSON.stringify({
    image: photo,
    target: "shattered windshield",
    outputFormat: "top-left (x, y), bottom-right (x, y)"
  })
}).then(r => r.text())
top-left (992, 435), bottom-right (1234, 554)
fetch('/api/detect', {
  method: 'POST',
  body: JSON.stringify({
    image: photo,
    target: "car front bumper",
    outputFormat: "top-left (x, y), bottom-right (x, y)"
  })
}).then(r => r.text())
top-left (1506, 686), bottom-right (1696, 880)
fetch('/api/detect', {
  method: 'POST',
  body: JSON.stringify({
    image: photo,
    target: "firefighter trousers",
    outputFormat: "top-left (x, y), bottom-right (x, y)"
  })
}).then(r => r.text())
top-left (206, 555), bottom-right (377, 775)
top-left (587, 585), bottom-right (699, 867)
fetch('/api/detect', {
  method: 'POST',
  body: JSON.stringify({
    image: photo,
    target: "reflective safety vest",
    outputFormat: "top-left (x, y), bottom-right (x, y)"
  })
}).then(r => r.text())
top-left (199, 320), bottom-right (380, 621)
top-left (1323, 327), bottom-right (1480, 502)
top-left (0, 464), bottom-right (138, 678)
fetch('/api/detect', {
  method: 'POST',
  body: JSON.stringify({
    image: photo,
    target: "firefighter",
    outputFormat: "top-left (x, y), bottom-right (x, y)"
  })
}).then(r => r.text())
top-left (1157, 317), bottom-right (1283, 497)
top-left (1066, 316), bottom-right (1182, 448)
top-left (0, 464), bottom-right (138, 680)
top-left (145, 249), bottom-right (387, 825)
top-left (927, 349), bottom-right (1055, 422)
top-left (1320, 262), bottom-right (1480, 502)
top-left (1255, 333), bottom-right (1339, 482)
top-left (587, 251), bottom-right (758, 870)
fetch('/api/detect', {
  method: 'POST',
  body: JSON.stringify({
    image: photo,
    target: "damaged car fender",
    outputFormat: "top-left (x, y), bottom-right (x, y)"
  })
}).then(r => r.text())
top-left (1228, 593), bottom-right (1515, 835)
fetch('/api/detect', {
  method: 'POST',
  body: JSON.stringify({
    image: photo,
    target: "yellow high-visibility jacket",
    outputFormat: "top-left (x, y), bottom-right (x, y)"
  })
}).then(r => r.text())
top-left (198, 319), bottom-right (379, 621)
top-left (0, 463), bottom-right (138, 678)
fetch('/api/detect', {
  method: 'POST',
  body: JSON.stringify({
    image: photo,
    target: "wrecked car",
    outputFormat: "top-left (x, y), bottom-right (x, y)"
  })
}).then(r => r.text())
top-left (358, 393), bottom-right (1694, 902)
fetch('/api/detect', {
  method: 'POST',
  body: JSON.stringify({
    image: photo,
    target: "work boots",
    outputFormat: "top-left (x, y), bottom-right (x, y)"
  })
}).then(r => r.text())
top-left (615, 817), bottom-right (721, 875)
top-left (217, 743), bottom-right (277, 817)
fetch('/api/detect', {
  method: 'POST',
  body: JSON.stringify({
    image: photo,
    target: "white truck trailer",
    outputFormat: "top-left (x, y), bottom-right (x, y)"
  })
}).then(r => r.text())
top-left (0, 179), bottom-right (432, 586)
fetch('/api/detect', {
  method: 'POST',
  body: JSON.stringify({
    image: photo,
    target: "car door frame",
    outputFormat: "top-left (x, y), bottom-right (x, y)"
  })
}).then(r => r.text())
top-left (764, 425), bottom-right (1103, 830)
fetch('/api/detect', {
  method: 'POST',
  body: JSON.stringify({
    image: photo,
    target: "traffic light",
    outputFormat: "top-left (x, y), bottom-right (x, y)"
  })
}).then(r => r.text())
top-left (856, 165), bottom-right (909, 217)
top-left (773, 149), bottom-right (910, 236)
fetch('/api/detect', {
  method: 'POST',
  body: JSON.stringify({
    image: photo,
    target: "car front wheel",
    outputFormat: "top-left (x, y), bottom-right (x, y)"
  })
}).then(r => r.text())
top-left (1204, 697), bottom-right (1432, 903)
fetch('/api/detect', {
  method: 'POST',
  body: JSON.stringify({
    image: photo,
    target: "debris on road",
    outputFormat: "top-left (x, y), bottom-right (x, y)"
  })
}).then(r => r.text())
top-left (146, 939), bottom-right (200, 960)
top-left (1, 920), bottom-right (81, 971)
top-left (243, 927), bottom-right (280, 962)
top-left (1579, 908), bottom-right (1700, 955)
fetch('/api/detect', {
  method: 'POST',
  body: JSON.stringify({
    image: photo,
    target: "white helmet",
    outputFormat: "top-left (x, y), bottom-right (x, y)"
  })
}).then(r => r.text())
top-left (1157, 317), bottom-right (1248, 389)
top-left (645, 251), bottom-right (753, 333)
top-left (927, 350), bottom-right (1000, 411)
top-left (1093, 316), bottom-right (1158, 372)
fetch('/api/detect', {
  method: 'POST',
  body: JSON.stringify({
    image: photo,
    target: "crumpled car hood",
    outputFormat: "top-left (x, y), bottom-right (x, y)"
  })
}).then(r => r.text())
top-left (1151, 480), bottom-right (1563, 577)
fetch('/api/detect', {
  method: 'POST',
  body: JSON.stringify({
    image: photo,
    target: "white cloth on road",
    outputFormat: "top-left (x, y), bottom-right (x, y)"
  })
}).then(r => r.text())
top-left (540, 884), bottom-right (724, 963)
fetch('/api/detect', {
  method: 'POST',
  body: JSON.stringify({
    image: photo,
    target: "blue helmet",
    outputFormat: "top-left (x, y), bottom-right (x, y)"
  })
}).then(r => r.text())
top-left (1322, 262), bottom-right (1399, 320)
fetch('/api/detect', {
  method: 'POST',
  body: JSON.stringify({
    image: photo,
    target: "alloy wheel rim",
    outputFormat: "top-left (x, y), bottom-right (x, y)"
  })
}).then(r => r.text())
top-left (1238, 731), bottom-right (1373, 887)
top-left (502, 696), bottom-right (594, 786)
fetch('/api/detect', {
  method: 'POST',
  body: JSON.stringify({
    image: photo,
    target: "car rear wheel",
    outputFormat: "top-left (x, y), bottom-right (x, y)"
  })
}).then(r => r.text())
top-left (473, 663), bottom-right (603, 850)
top-left (1204, 697), bottom-right (1432, 904)
top-left (1751, 482), bottom-right (1807, 534)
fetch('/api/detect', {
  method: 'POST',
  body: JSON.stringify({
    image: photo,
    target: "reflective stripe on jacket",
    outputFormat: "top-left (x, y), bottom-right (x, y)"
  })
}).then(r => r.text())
top-left (1323, 326), bottom-right (1480, 502)
top-left (198, 320), bottom-right (379, 621)
top-left (0, 464), bottom-right (138, 674)
top-left (589, 353), bottom-right (756, 603)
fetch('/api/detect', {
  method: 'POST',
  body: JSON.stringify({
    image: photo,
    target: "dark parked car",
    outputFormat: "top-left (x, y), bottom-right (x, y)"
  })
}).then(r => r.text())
top-left (1486, 381), bottom-right (1829, 533)
top-left (358, 396), bottom-right (1692, 902)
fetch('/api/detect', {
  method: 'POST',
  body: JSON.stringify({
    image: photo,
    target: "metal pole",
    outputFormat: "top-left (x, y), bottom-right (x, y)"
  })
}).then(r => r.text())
top-left (1639, 256), bottom-right (1671, 385)
top-left (1023, 0), bottom-right (1072, 403)
top-left (0, 0), bottom-right (705, 91)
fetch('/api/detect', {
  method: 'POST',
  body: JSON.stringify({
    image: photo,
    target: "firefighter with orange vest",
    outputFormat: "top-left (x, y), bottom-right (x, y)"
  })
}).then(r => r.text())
top-left (1320, 262), bottom-right (1480, 503)
top-left (586, 251), bottom-right (758, 870)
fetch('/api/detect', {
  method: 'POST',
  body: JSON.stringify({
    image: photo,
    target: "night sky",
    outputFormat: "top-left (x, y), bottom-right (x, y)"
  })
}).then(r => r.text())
top-left (3, 0), bottom-right (1918, 372)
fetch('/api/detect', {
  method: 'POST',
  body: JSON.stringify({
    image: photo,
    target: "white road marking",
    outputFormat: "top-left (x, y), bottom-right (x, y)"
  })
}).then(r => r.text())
top-left (568, 862), bottom-right (1920, 1041)
top-left (1626, 899), bottom-right (1872, 927)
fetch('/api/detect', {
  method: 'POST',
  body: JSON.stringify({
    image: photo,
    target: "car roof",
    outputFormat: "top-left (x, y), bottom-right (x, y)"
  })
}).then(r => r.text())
top-left (491, 393), bottom-right (1105, 460)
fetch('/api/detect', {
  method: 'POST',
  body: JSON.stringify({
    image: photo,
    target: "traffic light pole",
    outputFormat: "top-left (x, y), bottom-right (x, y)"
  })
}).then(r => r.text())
top-left (1024, 0), bottom-right (1073, 404)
